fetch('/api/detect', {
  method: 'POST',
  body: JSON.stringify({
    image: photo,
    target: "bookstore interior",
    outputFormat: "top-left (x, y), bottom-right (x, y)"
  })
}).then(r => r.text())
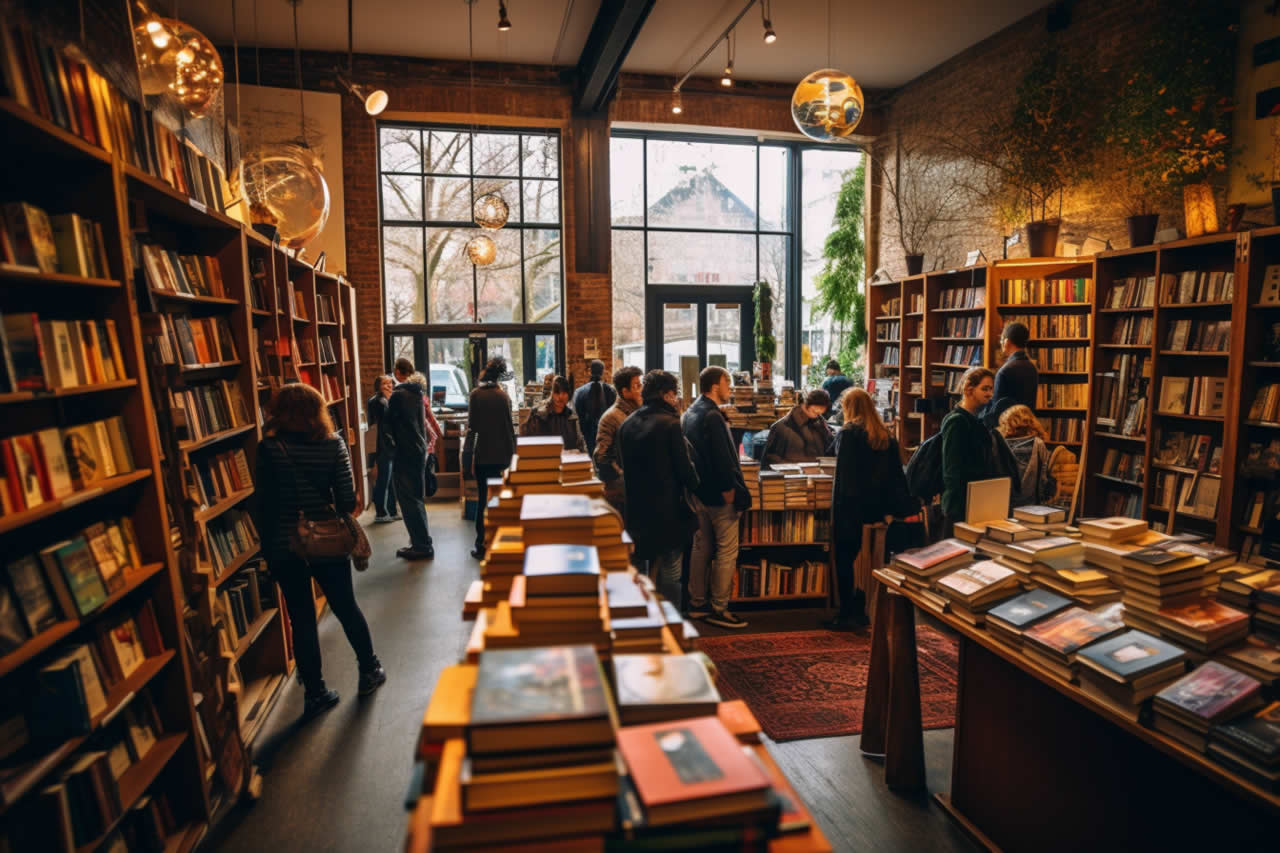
top-left (5, 0), bottom-right (1280, 851)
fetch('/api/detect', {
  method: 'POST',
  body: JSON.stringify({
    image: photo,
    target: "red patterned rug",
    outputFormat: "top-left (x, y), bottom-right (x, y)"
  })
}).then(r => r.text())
top-left (694, 627), bottom-right (958, 741)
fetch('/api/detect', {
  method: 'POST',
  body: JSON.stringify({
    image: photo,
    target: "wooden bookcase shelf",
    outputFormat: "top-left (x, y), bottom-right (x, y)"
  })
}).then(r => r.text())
top-left (0, 378), bottom-right (137, 405)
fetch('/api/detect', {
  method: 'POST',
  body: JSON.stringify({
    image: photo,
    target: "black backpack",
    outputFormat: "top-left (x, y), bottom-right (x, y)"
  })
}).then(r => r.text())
top-left (904, 431), bottom-right (945, 501)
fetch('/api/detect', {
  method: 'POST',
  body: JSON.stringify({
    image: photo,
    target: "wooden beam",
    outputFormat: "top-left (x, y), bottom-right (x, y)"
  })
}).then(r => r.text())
top-left (574, 0), bottom-right (657, 115)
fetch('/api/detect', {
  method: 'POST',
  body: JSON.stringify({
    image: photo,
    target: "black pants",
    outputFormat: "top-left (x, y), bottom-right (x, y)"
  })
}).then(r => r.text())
top-left (473, 463), bottom-right (507, 549)
top-left (833, 528), bottom-right (865, 617)
top-left (275, 555), bottom-right (376, 695)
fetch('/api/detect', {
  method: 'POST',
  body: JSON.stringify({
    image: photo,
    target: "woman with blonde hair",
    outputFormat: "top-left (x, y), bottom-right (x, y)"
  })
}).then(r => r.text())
top-left (256, 383), bottom-right (385, 718)
top-left (997, 404), bottom-right (1057, 506)
top-left (826, 388), bottom-right (918, 629)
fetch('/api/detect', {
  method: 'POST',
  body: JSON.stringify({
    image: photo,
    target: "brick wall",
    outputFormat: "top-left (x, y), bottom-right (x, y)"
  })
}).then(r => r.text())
top-left (871, 0), bottom-right (1174, 278)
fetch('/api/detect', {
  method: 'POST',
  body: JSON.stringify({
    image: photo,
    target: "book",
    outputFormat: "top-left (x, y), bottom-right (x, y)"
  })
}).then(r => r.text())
top-left (43, 536), bottom-right (107, 616)
top-left (1012, 505), bottom-right (1067, 524)
top-left (46, 643), bottom-right (108, 719)
top-left (468, 645), bottom-right (614, 754)
top-left (6, 554), bottom-right (60, 634)
top-left (522, 544), bottom-right (602, 596)
top-left (1075, 629), bottom-right (1187, 684)
top-left (1154, 662), bottom-right (1262, 730)
top-left (62, 422), bottom-right (107, 488)
top-left (615, 715), bottom-right (772, 827)
top-left (1023, 606), bottom-right (1126, 660)
top-left (893, 539), bottom-right (973, 576)
top-left (1, 313), bottom-right (47, 391)
top-left (516, 436), bottom-right (565, 457)
top-left (1211, 701), bottom-right (1280, 766)
top-left (1077, 517), bottom-right (1148, 542)
top-left (985, 588), bottom-right (1073, 636)
top-left (612, 654), bottom-right (721, 724)
top-left (934, 560), bottom-right (1019, 606)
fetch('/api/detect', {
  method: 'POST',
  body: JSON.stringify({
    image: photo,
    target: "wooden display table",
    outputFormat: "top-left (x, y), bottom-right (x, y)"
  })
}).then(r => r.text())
top-left (866, 570), bottom-right (1280, 851)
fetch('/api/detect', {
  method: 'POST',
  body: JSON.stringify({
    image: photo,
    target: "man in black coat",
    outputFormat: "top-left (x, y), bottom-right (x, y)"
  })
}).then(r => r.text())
top-left (366, 375), bottom-right (398, 522)
top-left (385, 357), bottom-right (433, 560)
top-left (982, 321), bottom-right (1038, 427)
top-left (616, 370), bottom-right (700, 607)
top-left (682, 366), bottom-right (752, 629)
top-left (464, 357), bottom-right (517, 559)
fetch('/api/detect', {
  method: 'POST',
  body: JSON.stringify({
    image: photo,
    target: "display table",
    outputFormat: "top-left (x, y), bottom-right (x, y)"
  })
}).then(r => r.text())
top-left (866, 570), bottom-right (1280, 851)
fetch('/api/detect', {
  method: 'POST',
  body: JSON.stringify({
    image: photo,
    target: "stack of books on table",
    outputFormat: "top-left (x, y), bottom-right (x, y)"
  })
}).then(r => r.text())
top-left (1216, 633), bottom-right (1280, 688)
top-left (1207, 701), bottom-right (1280, 790)
top-left (560, 451), bottom-right (593, 482)
top-left (739, 458), bottom-right (760, 504)
top-left (810, 473), bottom-right (833, 510)
top-left (506, 437), bottom-right (564, 494)
top-left (933, 559), bottom-right (1021, 625)
top-left (1075, 629), bottom-right (1189, 717)
top-left (1152, 661), bottom-right (1263, 752)
top-left (891, 539), bottom-right (975, 611)
top-left (612, 654), bottom-right (721, 724)
top-left (985, 588), bottom-right (1073, 648)
top-left (758, 471), bottom-right (785, 510)
top-left (993, 535), bottom-right (1120, 606)
top-left (606, 570), bottom-right (668, 654)
top-left (427, 646), bottom-right (621, 849)
top-left (1154, 599), bottom-right (1250, 655)
top-left (1021, 604), bottom-right (1126, 682)
top-left (464, 526), bottom-right (527, 617)
top-left (1119, 544), bottom-right (1221, 634)
top-left (480, 486), bottom-right (522, 547)
top-left (815, 456), bottom-right (836, 477)
top-left (519, 494), bottom-right (628, 570)
top-left (505, 545), bottom-right (610, 651)
top-left (783, 475), bottom-right (810, 509)
top-left (1218, 566), bottom-right (1280, 637)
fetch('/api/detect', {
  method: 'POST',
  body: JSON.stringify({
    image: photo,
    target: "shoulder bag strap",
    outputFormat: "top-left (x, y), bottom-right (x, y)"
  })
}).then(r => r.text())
top-left (275, 439), bottom-right (338, 516)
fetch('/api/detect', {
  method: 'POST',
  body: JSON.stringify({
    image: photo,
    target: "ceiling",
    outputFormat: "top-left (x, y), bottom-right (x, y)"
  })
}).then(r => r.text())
top-left (182, 0), bottom-right (1049, 90)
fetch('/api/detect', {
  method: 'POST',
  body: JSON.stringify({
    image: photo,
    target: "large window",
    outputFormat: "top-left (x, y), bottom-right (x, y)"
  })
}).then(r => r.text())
top-left (379, 123), bottom-right (563, 403)
top-left (610, 131), bottom-right (861, 383)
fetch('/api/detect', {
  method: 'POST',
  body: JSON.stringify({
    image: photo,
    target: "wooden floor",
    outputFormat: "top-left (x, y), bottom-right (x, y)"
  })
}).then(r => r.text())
top-left (203, 505), bottom-right (976, 853)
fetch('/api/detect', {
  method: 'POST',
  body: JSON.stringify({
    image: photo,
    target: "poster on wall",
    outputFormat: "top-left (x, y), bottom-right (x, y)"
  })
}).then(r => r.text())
top-left (226, 84), bottom-right (348, 275)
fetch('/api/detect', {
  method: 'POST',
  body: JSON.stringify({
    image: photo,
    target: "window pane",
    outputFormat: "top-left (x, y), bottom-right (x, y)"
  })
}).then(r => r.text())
top-left (424, 130), bottom-right (469, 174)
top-left (759, 146), bottom-right (790, 232)
top-left (647, 231), bottom-right (756, 284)
top-left (707, 304), bottom-right (741, 373)
top-left (473, 177), bottom-right (517, 224)
top-left (383, 226), bottom-right (425, 324)
top-left (760, 234), bottom-right (788, 376)
top-left (380, 127), bottom-right (420, 172)
top-left (523, 134), bottom-right (559, 178)
top-left (611, 230), bottom-right (644, 368)
top-left (524, 229), bottom-right (562, 323)
top-left (390, 335), bottom-right (415, 367)
top-left (801, 149), bottom-right (862, 367)
top-left (646, 139), bottom-right (756, 230)
top-left (427, 338), bottom-right (472, 407)
top-left (522, 179), bottom-right (559, 224)
top-left (486, 337), bottom-right (525, 403)
top-left (662, 304), bottom-right (696, 376)
top-left (476, 229), bottom-right (523, 323)
top-left (535, 334), bottom-right (557, 376)
top-left (382, 174), bottom-right (422, 220)
top-left (425, 176), bottom-right (473, 221)
top-left (610, 137), bottom-right (643, 225)
top-left (426, 228), bottom-right (475, 323)
top-left (473, 132), bottom-right (520, 176)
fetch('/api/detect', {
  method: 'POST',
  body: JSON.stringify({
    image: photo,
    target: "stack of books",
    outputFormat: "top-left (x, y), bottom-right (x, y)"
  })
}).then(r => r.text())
top-left (777, 386), bottom-right (797, 408)
top-left (1075, 629), bottom-right (1189, 715)
top-left (993, 535), bottom-right (1120, 605)
top-left (810, 473), bottom-right (833, 509)
top-left (783, 474), bottom-right (809, 509)
top-left (506, 437), bottom-right (564, 493)
top-left (1119, 545), bottom-right (1219, 632)
top-left (465, 526), bottom-right (526, 616)
top-left (816, 456), bottom-right (836, 477)
top-left (933, 560), bottom-right (1021, 625)
top-left (1022, 604), bottom-right (1126, 681)
top-left (519, 494), bottom-right (628, 570)
top-left (480, 485), bottom-right (521, 548)
top-left (612, 654), bottom-right (721, 724)
top-left (758, 471), bottom-right (785, 510)
top-left (1011, 504), bottom-right (1070, 533)
top-left (985, 588), bottom-right (1073, 648)
top-left (739, 458), bottom-right (760, 504)
top-left (1152, 661), bottom-right (1263, 751)
top-left (506, 545), bottom-right (610, 651)
top-left (1155, 599), bottom-right (1250, 655)
top-left (1208, 701), bottom-right (1280, 790)
top-left (892, 540), bottom-right (974, 612)
top-left (609, 600), bottom-right (668, 654)
top-left (560, 450), bottom-right (593, 483)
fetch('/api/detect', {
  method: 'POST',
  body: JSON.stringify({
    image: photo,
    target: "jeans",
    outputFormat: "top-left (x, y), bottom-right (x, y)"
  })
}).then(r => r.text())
top-left (689, 495), bottom-right (739, 613)
top-left (393, 455), bottom-right (432, 549)
top-left (274, 555), bottom-right (377, 694)
top-left (474, 463), bottom-right (507, 549)
top-left (646, 548), bottom-right (685, 610)
top-left (372, 449), bottom-right (396, 517)
top-left (834, 528), bottom-right (865, 617)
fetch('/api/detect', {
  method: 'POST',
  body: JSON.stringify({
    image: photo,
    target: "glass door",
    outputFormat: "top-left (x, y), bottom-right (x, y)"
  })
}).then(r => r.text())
top-left (385, 329), bottom-right (563, 409)
top-left (645, 286), bottom-right (755, 384)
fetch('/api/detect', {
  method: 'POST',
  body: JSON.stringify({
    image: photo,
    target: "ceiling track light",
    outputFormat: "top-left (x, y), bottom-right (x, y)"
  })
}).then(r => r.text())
top-left (671, 87), bottom-right (682, 114)
top-left (721, 29), bottom-right (734, 87)
top-left (498, 0), bottom-right (511, 31)
top-left (761, 0), bottom-right (776, 44)
top-left (342, 0), bottom-right (388, 114)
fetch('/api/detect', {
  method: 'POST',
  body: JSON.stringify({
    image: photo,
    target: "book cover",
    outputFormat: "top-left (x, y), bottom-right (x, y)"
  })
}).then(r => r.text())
top-left (613, 654), bottom-right (720, 709)
top-left (523, 543), bottom-right (601, 580)
top-left (106, 617), bottom-right (146, 678)
top-left (2, 313), bottom-right (47, 390)
top-left (47, 644), bottom-right (108, 718)
top-left (935, 560), bottom-right (1015, 599)
top-left (63, 422), bottom-right (106, 488)
top-left (895, 539), bottom-right (972, 571)
top-left (1024, 606), bottom-right (1124, 655)
top-left (1157, 600), bottom-right (1247, 634)
top-left (1156, 662), bottom-right (1260, 721)
top-left (1012, 505), bottom-right (1067, 523)
top-left (1076, 630), bottom-right (1186, 680)
top-left (1212, 702), bottom-right (1280, 762)
top-left (469, 645), bottom-right (610, 727)
top-left (6, 554), bottom-right (60, 633)
top-left (103, 417), bottom-right (135, 474)
top-left (10, 433), bottom-right (46, 509)
top-left (35, 427), bottom-right (73, 500)
top-left (50, 536), bottom-right (108, 616)
top-left (615, 715), bottom-right (770, 810)
top-left (0, 583), bottom-right (29, 653)
top-left (986, 588), bottom-right (1072, 629)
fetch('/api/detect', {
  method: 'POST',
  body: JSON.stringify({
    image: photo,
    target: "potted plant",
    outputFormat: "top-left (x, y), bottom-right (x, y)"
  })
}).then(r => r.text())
top-left (1093, 143), bottom-right (1172, 247)
top-left (871, 137), bottom-right (964, 275)
top-left (753, 280), bottom-right (776, 382)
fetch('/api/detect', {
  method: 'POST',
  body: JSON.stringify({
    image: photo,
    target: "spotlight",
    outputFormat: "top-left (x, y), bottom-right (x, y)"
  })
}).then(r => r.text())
top-left (498, 1), bottom-right (511, 31)
top-left (763, 20), bottom-right (776, 44)
top-left (339, 76), bottom-right (388, 115)
top-left (671, 88), bottom-right (683, 114)
top-left (721, 61), bottom-right (733, 87)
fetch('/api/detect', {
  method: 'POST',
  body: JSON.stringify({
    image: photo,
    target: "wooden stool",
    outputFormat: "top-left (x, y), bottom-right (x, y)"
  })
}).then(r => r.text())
top-left (861, 577), bottom-right (927, 792)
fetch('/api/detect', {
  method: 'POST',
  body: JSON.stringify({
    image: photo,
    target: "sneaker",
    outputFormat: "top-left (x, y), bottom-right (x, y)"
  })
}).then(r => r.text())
top-left (358, 664), bottom-right (387, 696)
top-left (685, 605), bottom-right (711, 620)
top-left (398, 547), bottom-right (432, 560)
top-left (470, 547), bottom-right (486, 560)
top-left (390, 512), bottom-right (402, 521)
top-left (301, 688), bottom-right (340, 719)
top-left (705, 609), bottom-right (748, 629)
top-left (374, 515), bottom-right (396, 524)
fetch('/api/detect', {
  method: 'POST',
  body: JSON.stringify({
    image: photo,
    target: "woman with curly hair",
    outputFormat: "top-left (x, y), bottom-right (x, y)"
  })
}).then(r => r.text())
top-left (996, 404), bottom-right (1057, 507)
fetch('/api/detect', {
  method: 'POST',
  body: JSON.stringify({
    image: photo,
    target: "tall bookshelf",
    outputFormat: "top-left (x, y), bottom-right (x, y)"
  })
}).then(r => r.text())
top-left (0, 101), bottom-right (204, 848)
top-left (899, 273), bottom-right (927, 453)
top-left (921, 265), bottom-right (988, 447)
top-left (866, 276), bottom-right (903, 441)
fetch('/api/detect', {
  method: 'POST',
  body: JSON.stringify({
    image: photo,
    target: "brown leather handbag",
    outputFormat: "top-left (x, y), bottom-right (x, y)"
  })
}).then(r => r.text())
top-left (276, 441), bottom-right (371, 564)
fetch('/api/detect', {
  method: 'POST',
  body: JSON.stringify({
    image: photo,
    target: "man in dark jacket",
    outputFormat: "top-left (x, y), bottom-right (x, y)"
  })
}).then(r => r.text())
top-left (367, 375), bottom-right (398, 522)
top-left (464, 357), bottom-right (517, 559)
top-left (763, 389), bottom-right (835, 465)
top-left (385, 357), bottom-right (433, 560)
top-left (617, 370), bottom-right (700, 607)
top-left (682, 366), bottom-right (751, 629)
top-left (571, 359), bottom-right (616, 455)
top-left (982, 321), bottom-right (1038, 427)
top-left (593, 365), bottom-right (642, 515)
top-left (520, 375), bottom-right (587, 452)
top-left (820, 360), bottom-right (853, 410)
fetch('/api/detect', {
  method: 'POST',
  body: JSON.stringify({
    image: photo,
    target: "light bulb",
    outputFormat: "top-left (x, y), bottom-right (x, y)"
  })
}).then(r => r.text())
top-left (763, 21), bottom-right (776, 44)
top-left (672, 89), bottom-right (682, 114)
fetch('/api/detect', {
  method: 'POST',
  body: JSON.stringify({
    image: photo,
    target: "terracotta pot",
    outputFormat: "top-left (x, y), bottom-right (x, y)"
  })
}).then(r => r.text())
top-left (1025, 219), bottom-right (1061, 257)
top-left (1125, 213), bottom-right (1159, 247)
top-left (904, 254), bottom-right (924, 276)
top-left (1182, 182), bottom-right (1217, 238)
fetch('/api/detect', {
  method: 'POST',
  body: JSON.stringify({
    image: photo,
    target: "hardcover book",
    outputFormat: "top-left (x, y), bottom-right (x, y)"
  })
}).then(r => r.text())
top-left (1212, 702), bottom-right (1280, 764)
top-left (522, 544), bottom-right (601, 596)
top-left (893, 539), bottom-right (973, 574)
top-left (1077, 517), bottom-right (1148, 542)
top-left (6, 554), bottom-right (60, 633)
top-left (1155, 662), bottom-right (1261, 724)
top-left (986, 588), bottom-right (1072, 629)
top-left (45, 536), bottom-right (107, 616)
top-left (1075, 630), bottom-right (1186, 682)
top-left (1024, 606), bottom-right (1125, 656)
top-left (1012, 505), bottom-right (1067, 524)
top-left (935, 560), bottom-right (1017, 601)
top-left (613, 655), bottom-right (720, 717)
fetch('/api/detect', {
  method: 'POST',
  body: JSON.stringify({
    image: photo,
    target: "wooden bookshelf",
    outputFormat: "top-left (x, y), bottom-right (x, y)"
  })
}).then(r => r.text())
top-left (899, 274), bottom-right (927, 453)
top-left (733, 509), bottom-right (833, 605)
top-left (920, 265), bottom-right (988, 448)
top-left (865, 275), bottom-right (906, 447)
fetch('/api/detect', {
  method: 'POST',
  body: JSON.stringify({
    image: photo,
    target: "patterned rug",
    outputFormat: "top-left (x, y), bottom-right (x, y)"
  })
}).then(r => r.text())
top-left (694, 627), bottom-right (958, 741)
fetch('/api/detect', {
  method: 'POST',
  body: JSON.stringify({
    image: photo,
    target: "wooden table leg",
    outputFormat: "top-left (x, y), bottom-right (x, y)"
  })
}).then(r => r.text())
top-left (884, 593), bottom-right (926, 792)
top-left (859, 579), bottom-right (894, 758)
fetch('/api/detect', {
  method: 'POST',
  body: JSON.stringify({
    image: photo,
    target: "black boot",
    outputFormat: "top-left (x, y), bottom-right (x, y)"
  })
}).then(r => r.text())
top-left (301, 683), bottom-right (340, 719)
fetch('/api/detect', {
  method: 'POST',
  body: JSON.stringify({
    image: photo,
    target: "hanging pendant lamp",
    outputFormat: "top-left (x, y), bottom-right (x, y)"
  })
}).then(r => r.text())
top-left (791, 0), bottom-right (862, 142)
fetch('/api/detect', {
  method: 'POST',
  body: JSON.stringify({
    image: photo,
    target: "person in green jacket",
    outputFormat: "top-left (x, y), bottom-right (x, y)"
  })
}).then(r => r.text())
top-left (940, 366), bottom-right (995, 533)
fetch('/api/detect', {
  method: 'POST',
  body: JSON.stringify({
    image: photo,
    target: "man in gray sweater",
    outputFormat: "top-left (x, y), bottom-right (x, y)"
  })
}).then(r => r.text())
top-left (593, 365), bottom-right (642, 515)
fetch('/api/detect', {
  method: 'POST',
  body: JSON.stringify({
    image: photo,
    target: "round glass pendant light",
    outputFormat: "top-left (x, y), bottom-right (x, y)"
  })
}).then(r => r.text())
top-left (133, 16), bottom-right (224, 116)
top-left (473, 193), bottom-right (510, 230)
top-left (466, 234), bottom-right (497, 266)
top-left (791, 68), bottom-right (864, 142)
top-left (232, 144), bottom-right (332, 249)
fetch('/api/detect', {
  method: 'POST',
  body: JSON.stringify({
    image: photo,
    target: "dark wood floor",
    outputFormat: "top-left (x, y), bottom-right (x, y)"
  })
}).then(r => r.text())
top-left (203, 505), bottom-right (976, 853)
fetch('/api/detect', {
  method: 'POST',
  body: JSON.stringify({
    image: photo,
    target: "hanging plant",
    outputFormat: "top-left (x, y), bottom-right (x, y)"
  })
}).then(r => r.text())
top-left (753, 280), bottom-right (776, 364)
